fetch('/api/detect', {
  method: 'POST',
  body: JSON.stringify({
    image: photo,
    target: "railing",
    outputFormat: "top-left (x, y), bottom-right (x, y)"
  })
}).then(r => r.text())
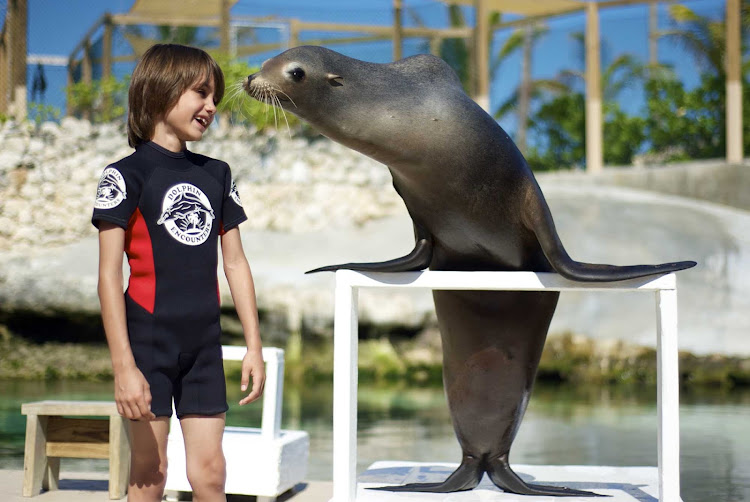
top-left (331, 270), bottom-right (681, 502)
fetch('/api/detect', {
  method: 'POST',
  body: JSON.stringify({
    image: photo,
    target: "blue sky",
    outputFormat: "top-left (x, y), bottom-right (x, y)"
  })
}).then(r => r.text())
top-left (10, 0), bottom-right (727, 133)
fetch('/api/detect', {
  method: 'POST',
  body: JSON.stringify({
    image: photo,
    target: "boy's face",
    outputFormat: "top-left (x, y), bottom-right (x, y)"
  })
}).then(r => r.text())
top-left (161, 76), bottom-right (217, 144)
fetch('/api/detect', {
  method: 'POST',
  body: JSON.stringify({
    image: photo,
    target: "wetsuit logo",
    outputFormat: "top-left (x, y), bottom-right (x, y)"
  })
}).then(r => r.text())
top-left (94, 167), bottom-right (127, 209)
top-left (229, 179), bottom-right (242, 207)
top-left (157, 183), bottom-right (215, 246)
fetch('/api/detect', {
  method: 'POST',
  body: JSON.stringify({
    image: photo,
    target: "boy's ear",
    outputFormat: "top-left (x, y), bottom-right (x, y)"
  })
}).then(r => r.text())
top-left (327, 73), bottom-right (343, 87)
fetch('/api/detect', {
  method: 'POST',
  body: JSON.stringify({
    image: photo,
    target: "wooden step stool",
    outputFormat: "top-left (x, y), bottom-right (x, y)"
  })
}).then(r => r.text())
top-left (21, 401), bottom-right (130, 499)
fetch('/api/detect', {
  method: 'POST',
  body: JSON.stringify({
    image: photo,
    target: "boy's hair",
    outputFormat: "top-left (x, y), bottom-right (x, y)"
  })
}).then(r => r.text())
top-left (127, 44), bottom-right (225, 148)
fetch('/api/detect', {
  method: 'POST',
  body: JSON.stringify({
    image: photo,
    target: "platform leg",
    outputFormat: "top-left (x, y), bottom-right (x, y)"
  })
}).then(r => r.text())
top-left (332, 273), bottom-right (359, 502)
top-left (43, 457), bottom-right (60, 491)
top-left (22, 414), bottom-right (49, 496)
top-left (109, 414), bottom-right (131, 499)
top-left (656, 288), bottom-right (681, 502)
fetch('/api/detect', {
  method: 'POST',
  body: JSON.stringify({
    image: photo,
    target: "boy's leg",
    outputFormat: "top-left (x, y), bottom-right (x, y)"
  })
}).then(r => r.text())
top-left (180, 413), bottom-right (227, 502)
top-left (128, 417), bottom-right (170, 502)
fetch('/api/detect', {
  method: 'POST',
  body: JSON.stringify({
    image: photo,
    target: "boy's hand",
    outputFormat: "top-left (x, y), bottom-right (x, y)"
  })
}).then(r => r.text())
top-left (239, 349), bottom-right (266, 405)
top-left (114, 365), bottom-right (156, 420)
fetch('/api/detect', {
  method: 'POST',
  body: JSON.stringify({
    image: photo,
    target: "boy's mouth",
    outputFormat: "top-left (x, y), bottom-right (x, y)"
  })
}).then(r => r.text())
top-left (195, 116), bottom-right (209, 128)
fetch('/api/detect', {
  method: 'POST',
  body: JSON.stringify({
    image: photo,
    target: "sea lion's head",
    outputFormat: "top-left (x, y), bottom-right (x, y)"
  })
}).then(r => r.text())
top-left (243, 46), bottom-right (352, 127)
top-left (243, 45), bottom-right (472, 165)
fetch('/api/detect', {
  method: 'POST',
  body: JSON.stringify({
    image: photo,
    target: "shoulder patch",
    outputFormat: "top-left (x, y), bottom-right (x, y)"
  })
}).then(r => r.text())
top-left (229, 179), bottom-right (243, 207)
top-left (94, 167), bottom-right (127, 209)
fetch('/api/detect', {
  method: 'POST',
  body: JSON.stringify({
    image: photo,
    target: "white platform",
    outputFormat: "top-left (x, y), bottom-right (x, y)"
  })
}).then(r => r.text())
top-left (331, 271), bottom-right (683, 502)
top-left (355, 461), bottom-right (683, 502)
top-left (167, 427), bottom-right (309, 497)
top-left (165, 346), bottom-right (309, 500)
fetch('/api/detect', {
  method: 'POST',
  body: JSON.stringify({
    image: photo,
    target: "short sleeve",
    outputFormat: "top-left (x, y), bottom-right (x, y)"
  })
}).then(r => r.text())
top-left (91, 165), bottom-right (140, 230)
top-left (220, 166), bottom-right (248, 234)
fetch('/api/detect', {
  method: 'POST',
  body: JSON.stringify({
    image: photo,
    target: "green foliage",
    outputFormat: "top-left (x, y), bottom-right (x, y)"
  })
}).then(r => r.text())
top-left (526, 93), bottom-right (586, 170)
top-left (66, 75), bottom-right (129, 123)
top-left (644, 72), bottom-right (725, 161)
top-left (28, 102), bottom-right (61, 127)
top-left (212, 53), bottom-right (300, 132)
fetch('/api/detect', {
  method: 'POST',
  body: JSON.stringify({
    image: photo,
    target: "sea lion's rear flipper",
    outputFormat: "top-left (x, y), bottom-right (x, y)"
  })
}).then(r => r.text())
top-left (368, 457), bottom-right (483, 493)
top-left (306, 224), bottom-right (432, 274)
top-left (524, 185), bottom-right (696, 282)
top-left (486, 456), bottom-right (605, 497)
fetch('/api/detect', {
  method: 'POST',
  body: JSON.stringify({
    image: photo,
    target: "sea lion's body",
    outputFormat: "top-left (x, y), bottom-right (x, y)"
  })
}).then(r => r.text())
top-left (244, 46), bottom-right (695, 496)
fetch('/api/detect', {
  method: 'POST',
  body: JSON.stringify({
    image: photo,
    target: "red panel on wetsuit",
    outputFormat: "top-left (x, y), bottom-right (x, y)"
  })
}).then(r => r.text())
top-left (125, 208), bottom-right (156, 313)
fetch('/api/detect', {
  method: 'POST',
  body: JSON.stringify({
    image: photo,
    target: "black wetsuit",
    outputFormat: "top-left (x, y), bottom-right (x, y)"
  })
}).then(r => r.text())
top-left (92, 141), bottom-right (247, 418)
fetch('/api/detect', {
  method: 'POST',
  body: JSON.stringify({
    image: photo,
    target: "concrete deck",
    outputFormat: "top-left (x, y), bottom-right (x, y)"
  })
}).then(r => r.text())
top-left (0, 470), bottom-right (332, 502)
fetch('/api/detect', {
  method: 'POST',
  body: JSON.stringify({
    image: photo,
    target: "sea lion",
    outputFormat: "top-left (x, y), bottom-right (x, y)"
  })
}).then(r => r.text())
top-left (243, 46), bottom-right (695, 496)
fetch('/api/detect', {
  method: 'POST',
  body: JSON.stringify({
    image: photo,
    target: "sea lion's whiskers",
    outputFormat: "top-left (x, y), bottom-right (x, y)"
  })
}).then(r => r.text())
top-left (273, 93), bottom-right (293, 138)
top-left (276, 89), bottom-right (297, 109)
top-left (270, 90), bottom-right (279, 130)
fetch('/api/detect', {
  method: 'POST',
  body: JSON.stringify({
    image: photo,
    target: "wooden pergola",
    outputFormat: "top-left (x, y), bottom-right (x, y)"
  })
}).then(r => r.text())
top-left (441, 0), bottom-right (744, 171)
top-left (1, 0), bottom-right (743, 170)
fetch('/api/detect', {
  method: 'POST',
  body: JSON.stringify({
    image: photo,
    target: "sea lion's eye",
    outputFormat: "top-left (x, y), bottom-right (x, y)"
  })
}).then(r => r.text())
top-left (289, 68), bottom-right (305, 82)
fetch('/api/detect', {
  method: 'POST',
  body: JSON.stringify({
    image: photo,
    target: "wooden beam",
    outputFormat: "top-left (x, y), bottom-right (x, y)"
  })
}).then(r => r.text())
top-left (726, 0), bottom-right (743, 163)
top-left (235, 34), bottom-right (392, 58)
top-left (294, 20), bottom-right (472, 39)
top-left (585, 1), bottom-right (603, 173)
top-left (69, 14), bottom-right (107, 60)
top-left (110, 14), bottom-right (221, 27)
top-left (475, 0), bottom-right (490, 111)
top-left (596, 0), bottom-right (679, 8)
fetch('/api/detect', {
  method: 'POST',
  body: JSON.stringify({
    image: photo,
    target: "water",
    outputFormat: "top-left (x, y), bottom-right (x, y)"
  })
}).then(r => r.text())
top-left (1, 380), bottom-right (748, 502)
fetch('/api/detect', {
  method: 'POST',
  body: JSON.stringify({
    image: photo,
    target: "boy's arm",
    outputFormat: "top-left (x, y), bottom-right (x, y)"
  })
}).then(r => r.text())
top-left (98, 222), bottom-right (155, 420)
top-left (221, 227), bottom-right (266, 405)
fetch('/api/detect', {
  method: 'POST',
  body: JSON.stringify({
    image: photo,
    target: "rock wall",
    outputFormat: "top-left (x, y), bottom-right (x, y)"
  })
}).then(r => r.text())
top-left (0, 118), bottom-right (404, 251)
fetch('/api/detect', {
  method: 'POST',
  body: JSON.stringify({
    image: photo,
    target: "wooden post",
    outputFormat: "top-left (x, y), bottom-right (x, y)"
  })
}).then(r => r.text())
top-left (220, 0), bottom-right (231, 55)
top-left (22, 414), bottom-right (49, 496)
top-left (8, 0), bottom-right (28, 121)
top-left (474, 0), bottom-right (490, 112)
top-left (430, 36), bottom-right (442, 56)
top-left (517, 23), bottom-right (533, 154)
top-left (108, 415), bottom-right (130, 499)
top-left (289, 19), bottom-right (299, 48)
top-left (65, 59), bottom-right (75, 117)
top-left (648, 2), bottom-right (658, 66)
top-left (82, 40), bottom-right (92, 121)
top-left (102, 16), bottom-right (113, 80)
top-left (0, 34), bottom-right (8, 115)
top-left (393, 0), bottom-right (403, 61)
top-left (585, 2), bottom-right (603, 173)
top-left (726, 0), bottom-right (743, 164)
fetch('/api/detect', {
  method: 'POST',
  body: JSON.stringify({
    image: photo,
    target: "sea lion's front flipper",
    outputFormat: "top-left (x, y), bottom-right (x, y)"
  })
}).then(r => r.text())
top-left (306, 224), bottom-right (432, 274)
top-left (523, 184), bottom-right (696, 282)
top-left (368, 456), bottom-right (483, 493)
top-left (486, 455), bottom-right (605, 497)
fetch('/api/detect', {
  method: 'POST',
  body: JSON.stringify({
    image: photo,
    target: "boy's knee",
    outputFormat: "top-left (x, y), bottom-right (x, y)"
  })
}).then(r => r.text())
top-left (187, 453), bottom-right (226, 491)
